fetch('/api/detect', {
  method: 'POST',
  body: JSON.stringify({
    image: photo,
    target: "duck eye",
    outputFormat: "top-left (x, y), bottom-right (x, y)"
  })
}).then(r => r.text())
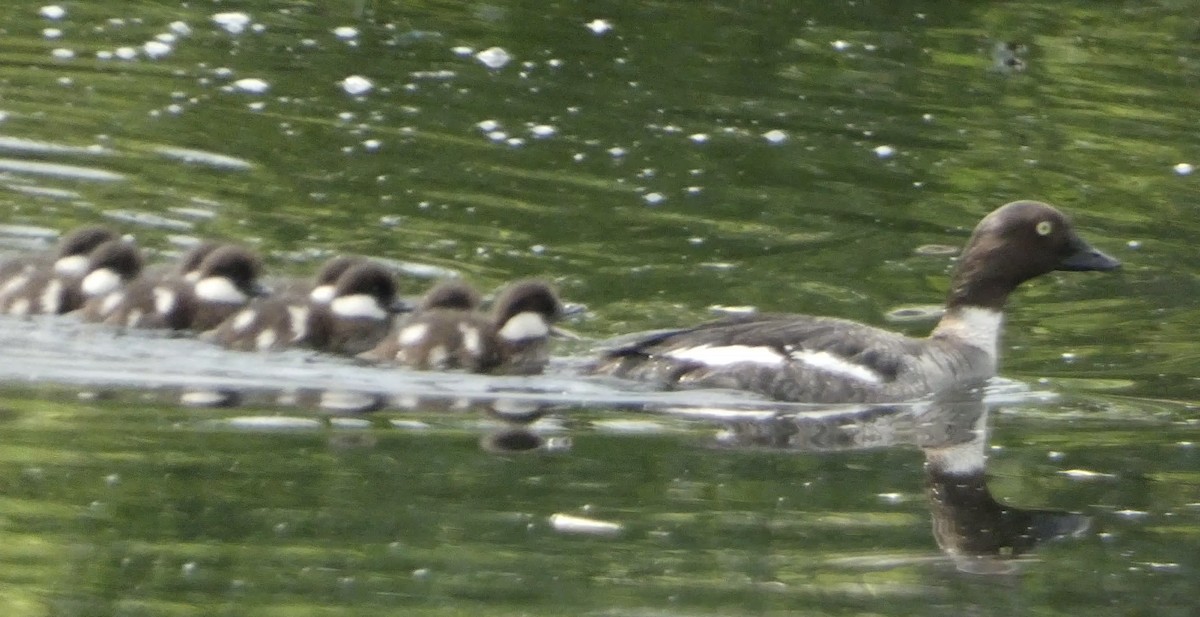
top-left (1035, 220), bottom-right (1053, 236)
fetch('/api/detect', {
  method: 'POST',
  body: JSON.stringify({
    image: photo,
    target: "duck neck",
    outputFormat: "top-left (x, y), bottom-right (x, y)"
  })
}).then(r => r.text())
top-left (931, 304), bottom-right (1004, 363)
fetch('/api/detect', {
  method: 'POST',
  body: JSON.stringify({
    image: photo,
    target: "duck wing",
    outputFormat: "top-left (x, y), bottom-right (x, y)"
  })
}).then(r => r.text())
top-left (592, 313), bottom-right (959, 403)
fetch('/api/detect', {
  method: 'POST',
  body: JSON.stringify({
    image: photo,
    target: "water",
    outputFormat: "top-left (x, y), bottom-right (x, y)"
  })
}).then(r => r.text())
top-left (1, 1), bottom-right (1199, 614)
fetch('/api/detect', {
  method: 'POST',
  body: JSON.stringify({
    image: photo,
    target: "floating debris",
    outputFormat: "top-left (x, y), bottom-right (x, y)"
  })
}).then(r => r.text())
top-left (231, 78), bottom-right (269, 94)
top-left (763, 129), bottom-right (788, 144)
top-left (180, 389), bottom-right (240, 408)
top-left (991, 41), bottom-right (1027, 73)
top-left (224, 416), bottom-right (323, 431)
top-left (212, 12), bottom-right (251, 35)
top-left (549, 513), bottom-right (623, 537)
top-left (585, 19), bottom-right (613, 35)
top-left (39, 5), bottom-right (66, 20)
top-left (1058, 469), bottom-right (1116, 480)
top-left (143, 41), bottom-right (172, 59)
top-left (643, 192), bottom-right (666, 206)
top-left (475, 46), bottom-right (511, 69)
top-left (340, 75), bottom-right (373, 96)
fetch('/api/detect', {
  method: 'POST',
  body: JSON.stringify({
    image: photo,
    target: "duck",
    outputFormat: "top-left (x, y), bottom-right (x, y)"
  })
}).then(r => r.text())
top-left (360, 278), bottom-right (570, 375)
top-left (206, 261), bottom-right (404, 354)
top-left (0, 238), bottom-right (144, 316)
top-left (587, 200), bottom-right (1121, 403)
top-left (100, 244), bottom-right (266, 330)
top-left (268, 255), bottom-right (369, 304)
top-left (0, 225), bottom-right (118, 286)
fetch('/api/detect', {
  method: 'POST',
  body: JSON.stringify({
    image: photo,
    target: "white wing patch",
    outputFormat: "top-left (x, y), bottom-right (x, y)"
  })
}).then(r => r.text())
top-left (9, 298), bottom-right (30, 315)
top-left (256, 329), bottom-right (278, 351)
top-left (458, 323), bottom-right (482, 355)
top-left (81, 268), bottom-right (121, 297)
top-left (427, 345), bottom-right (449, 368)
top-left (231, 309), bottom-right (257, 333)
top-left (497, 312), bottom-right (549, 341)
top-left (664, 344), bottom-right (786, 367)
top-left (331, 294), bottom-right (387, 320)
top-left (194, 276), bottom-right (249, 304)
top-left (153, 287), bottom-right (176, 315)
top-left (787, 349), bottom-right (883, 384)
top-left (99, 291), bottom-right (124, 317)
top-left (39, 279), bottom-right (63, 313)
top-left (0, 275), bottom-right (29, 300)
top-left (54, 254), bottom-right (89, 277)
top-left (398, 323), bottom-right (429, 346)
top-left (287, 305), bottom-right (310, 342)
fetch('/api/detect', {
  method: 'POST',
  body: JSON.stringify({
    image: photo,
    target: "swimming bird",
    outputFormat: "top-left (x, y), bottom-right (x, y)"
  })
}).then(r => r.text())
top-left (588, 201), bottom-right (1121, 403)
top-left (0, 225), bottom-right (118, 286)
top-left (0, 238), bottom-right (143, 316)
top-left (101, 244), bottom-right (266, 330)
top-left (361, 278), bottom-right (570, 375)
top-left (207, 261), bottom-right (404, 354)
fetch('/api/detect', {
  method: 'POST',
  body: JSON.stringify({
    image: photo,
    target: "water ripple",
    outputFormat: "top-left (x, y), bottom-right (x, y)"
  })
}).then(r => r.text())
top-left (0, 158), bottom-right (124, 181)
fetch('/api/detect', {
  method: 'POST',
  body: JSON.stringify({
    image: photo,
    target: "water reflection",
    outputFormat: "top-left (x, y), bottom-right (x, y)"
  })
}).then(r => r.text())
top-left (714, 385), bottom-right (1090, 574)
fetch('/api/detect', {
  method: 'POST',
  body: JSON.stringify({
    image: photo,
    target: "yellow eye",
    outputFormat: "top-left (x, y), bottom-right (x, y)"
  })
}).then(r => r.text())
top-left (1036, 220), bottom-right (1053, 236)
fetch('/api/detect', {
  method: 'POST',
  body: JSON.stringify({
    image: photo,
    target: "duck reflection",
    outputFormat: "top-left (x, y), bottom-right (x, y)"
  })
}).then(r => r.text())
top-left (174, 385), bottom-right (572, 454)
top-left (713, 385), bottom-right (1089, 574)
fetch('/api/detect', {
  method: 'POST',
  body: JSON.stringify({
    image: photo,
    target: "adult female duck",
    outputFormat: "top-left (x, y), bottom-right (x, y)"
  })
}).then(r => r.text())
top-left (589, 201), bottom-right (1120, 403)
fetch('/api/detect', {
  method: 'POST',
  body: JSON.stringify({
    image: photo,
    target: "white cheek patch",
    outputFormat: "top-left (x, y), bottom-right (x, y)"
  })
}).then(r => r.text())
top-left (195, 276), bottom-right (249, 305)
top-left (309, 284), bottom-right (335, 304)
top-left (331, 294), bottom-right (387, 320)
top-left (664, 344), bottom-right (786, 367)
top-left (458, 323), bottom-right (482, 356)
top-left (398, 323), bottom-right (429, 346)
top-left (497, 312), bottom-right (549, 342)
top-left (287, 305), bottom-right (309, 342)
top-left (787, 349), bottom-right (883, 384)
top-left (39, 279), bottom-right (63, 313)
top-left (230, 309), bottom-right (257, 333)
top-left (82, 268), bottom-right (122, 297)
top-left (256, 329), bottom-right (278, 351)
top-left (54, 254), bottom-right (89, 277)
top-left (153, 287), bottom-right (176, 315)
